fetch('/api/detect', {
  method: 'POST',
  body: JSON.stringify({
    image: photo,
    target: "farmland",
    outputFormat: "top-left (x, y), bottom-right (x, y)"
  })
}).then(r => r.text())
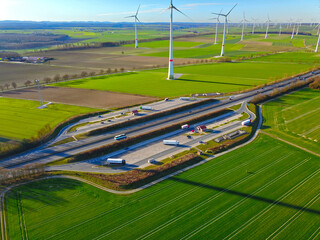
top-left (262, 88), bottom-right (320, 154)
top-left (4, 134), bottom-right (320, 239)
top-left (52, 61), bottom-right (314, 97)
top-left (0, 98), bottom-right (101, 141)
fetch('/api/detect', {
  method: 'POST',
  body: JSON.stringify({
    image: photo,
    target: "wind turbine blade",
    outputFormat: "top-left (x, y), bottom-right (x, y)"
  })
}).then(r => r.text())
top-left (160, 7), bottom-right (170, 14)
top-left (125, 15), bottom-right (135, 18)
top-left (136, 4), bottom-right (141, 16)
top-left (136, 16), bottom-right (141, 23)
top-left (226, 3), bottom-right (238, 16)
top-left (173, 6), bottom-right (193, 21)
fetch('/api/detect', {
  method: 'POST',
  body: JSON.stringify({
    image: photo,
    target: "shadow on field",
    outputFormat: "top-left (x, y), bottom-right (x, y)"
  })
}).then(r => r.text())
top-left (176, 78), bottom-right (252, 87)
top-left (170, 177), bottom-right (320, 215)
top-left (5, 178), bottom-right (83, 213)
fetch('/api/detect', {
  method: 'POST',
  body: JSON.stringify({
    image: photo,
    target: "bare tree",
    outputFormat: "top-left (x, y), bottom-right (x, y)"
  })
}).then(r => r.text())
top-left (81, 71), bottom-right (88, 77)
top-left (53, 74), bottom-right (61, 82)
top-left (24, 80), bottom-right (32, 87)
top-left (0, 85), bottom-right (4, 92)
top-left (43, 77), bottom-right (51, 84)
top-left (11, 82), bottom-right (17, 89)
top-left (89, 72), bottom-right (95, 76)
top-left (62, 74), bottom-right (69, 81)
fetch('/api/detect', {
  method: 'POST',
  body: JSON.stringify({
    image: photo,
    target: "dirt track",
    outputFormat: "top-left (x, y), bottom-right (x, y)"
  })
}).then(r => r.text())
top-left (2, 86), bottom-right (157, 109)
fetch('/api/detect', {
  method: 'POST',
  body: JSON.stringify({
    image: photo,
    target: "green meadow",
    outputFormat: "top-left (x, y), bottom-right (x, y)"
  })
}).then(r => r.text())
top-left (0, 98), bottom-right (100, 141)
top-left (263, 88), bottom-right (320, 154)
top-left (5, 134), bottom-right (320, 240)
top-left (53, 62), bottom-right (314, 97)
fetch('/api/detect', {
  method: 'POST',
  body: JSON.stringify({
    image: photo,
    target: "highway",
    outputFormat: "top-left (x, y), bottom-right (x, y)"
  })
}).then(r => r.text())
top-left (1, 69), bottom-right (318, 169)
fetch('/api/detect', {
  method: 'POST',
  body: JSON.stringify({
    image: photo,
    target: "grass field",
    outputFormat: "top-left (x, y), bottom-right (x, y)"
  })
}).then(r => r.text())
top-left (249, 51), bottom-right (320, 64)
top-left (52, 62), bottom-right (314, 97)
top-left (123, 40), bottom-right (204, 49)
top-left (4, 134), bottom-right (320, 239)
top-left (262, 88), bottom-right (320, 154)
top-left (0, 98), bottom-right (100, 141)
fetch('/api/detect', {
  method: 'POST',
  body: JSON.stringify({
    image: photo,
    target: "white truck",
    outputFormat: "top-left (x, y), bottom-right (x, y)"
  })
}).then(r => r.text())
top-left (181, 124), bottom-right (190, 130)
top-left (163, 140), bottom-right (179, 146)
top-left (241, 119), bottom-right (252, 126)
top-left (180, 97), bottom-right (190, 101)
top-left (105, 158), bottom-right (126, 166)
top-left (140, 106), bottom-right (153, 110)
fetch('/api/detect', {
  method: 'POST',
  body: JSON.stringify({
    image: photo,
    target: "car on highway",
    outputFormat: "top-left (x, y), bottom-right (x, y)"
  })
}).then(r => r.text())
top-left (148, 159), bottom-right (157, 164)
top-left (114, 134), bottom-right (127, 140)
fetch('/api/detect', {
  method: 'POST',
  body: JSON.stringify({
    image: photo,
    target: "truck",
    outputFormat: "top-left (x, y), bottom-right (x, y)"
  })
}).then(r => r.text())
top-left (181, 124), bottom-right (190, 130)
top-left (105, 158), bottom-right (126, 166)
top-left (180, 97), bottom-right (190, 101)
top-left (163, 140), bottom-right (179, 146)
top-left (140, 106), bottom-right (153, 110)
top-left (241, 119), bottom-right (252, 126)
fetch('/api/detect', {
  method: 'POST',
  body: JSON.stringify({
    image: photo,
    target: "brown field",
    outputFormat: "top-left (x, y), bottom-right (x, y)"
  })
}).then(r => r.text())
top-left (0, 47), bottom-right (193, 86)
top-left (1, 86), bottom-right (157, 109)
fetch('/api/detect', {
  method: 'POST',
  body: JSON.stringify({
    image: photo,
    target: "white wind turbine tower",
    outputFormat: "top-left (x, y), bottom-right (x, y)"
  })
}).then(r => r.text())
top-left (213, 4), bottom-right (238, 57)
top-left (240, 12), bottom-right (249, 41)
top-left (279, 22), bottom-right (282, 36)
top-left (126, 5), bottom-right (141, 48)
top-left (265, 15), bottom-right (271, 39)
top-left (315, 31), bottom-right (320, 52)
top-left (166, 0), bottom-right (190, 80)
top-left (295, 19), bottom-right (301, 35)
top-left (211, 9), bottom-right (222, 45)
top-left (291, 23), bottom-right (296, 39)
top-left (251, 18), bottom-right (258, 34)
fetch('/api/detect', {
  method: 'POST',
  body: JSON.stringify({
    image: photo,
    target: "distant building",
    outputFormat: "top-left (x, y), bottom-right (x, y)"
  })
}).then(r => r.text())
top-left (22, 56), bottom-right (47, 63)
top-left (197, 125), bottom-right (207, 133)
top-left (131, 110), bottom-right (139, 116)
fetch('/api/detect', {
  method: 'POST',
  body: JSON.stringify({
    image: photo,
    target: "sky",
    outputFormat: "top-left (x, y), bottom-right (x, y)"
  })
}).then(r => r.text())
top-left (0, 0), bottom-right (319, 23)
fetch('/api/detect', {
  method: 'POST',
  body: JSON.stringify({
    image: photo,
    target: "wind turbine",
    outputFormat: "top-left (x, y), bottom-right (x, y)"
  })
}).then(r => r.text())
top-left (295, 19), bottom-right (301, 35)
top-left (240, 12), bottom-right (249, 41)
top-left (251, 18), bottom-right (258, 34)
top-left (126, 5), bottom-right (141, 48)
top-left (278, 22), bottom-right (282, 36)
top-left (213, 4), bottom-right (238, 57)
top-left (166, 0), bottom-right (190, 80)
top-left (211, 9), bottom-right (222, 45)
top-left (315, 32), bottom-right (320, 52)
top-left (291, 24), bottom-right (296, 39)
top-left (265, 15), bottom-right (271, 39)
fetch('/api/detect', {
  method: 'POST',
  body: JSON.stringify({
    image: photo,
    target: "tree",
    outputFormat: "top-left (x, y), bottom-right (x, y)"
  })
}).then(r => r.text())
top-left (11, 82), bottom-right (17, 89)
top-left (120, 67), bottom-right (125, 72)
top-left (114, 68), bottom-right (118, 73)
top-left (53, 74), bottom-right (61, 82)
top-left (106, 68), bottom-right (112, 74)
top-left (89, 71), bottom-right (95, 76)
top-left (0, 85), bottom-right (4, 92)
top-left (62, 74), bottom-right (69, 81)
top-left (24, 80), bottom-right (32, 87)
top-left (43, 77), bottom-right (51, 84)
top-left (80, 71), bottom-right (88, 77)
top-left (99, 69), bottom-right (104, 75)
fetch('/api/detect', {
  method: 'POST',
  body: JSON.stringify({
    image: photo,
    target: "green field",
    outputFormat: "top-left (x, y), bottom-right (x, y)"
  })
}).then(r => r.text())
top-left (249, 51), bottom-right (320, 64)
top-left (123, 40), bottom-right (204, 49)
top-left (263, 88), bottom-right (320, 154)
top-left (52, 62), bottom-right (314, 97)
top-left (4, 134), bottom-right (320, 239)
top-left (0, 98), bottom-right (100, 141)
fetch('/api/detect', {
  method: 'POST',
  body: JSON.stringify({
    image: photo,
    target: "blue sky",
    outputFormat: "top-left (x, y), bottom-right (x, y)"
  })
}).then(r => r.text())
top-left (0, 0), bottom-right (319, 23)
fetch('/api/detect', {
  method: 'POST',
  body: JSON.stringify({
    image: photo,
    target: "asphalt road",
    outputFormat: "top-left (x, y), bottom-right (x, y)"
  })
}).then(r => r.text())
top-left (1, 69), bottom-right (319, 169)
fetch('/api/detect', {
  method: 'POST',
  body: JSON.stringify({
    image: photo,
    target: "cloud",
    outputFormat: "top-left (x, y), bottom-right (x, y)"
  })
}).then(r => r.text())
top-left (181, 3), bottom-right (223, 7)
top-left (99, 7), bottom-right (164, 17)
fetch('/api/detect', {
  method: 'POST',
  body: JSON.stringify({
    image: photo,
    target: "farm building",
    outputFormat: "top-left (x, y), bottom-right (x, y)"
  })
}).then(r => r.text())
top-left (197, 125), bottom-right (207, 133)
top-left (131, 110), bottom-right (139, 116)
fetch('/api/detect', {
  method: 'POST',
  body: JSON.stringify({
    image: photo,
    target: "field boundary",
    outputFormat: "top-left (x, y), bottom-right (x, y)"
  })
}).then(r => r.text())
top-left (260, 131), bottom-right (320, 157)
top-left (0, 189), bottom-right (7, 240)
